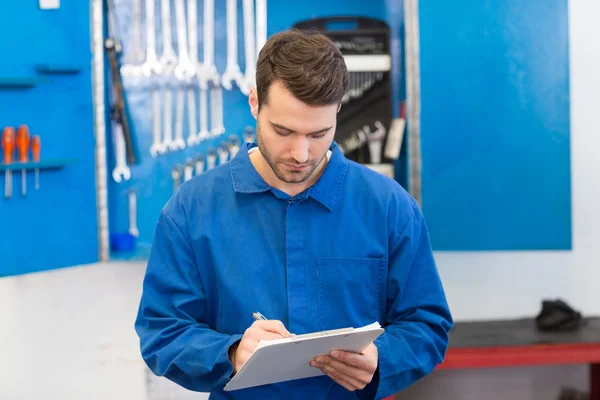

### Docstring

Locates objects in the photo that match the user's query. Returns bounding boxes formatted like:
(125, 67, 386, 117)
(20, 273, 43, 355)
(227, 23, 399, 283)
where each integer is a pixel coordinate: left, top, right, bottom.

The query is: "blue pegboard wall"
(0, 2, 99, 276)
(418, 0, 572, 251)
(107, 0, 394, 258)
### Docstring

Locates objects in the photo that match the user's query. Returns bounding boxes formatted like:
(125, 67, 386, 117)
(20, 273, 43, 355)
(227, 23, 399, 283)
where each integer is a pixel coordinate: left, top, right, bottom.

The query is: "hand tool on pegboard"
(31, 134, 41, 190)
(241, 0, 256, 96)
(16, 125, 30, 197)
(171, 164, 183, 193)
(105, 0, 141, 167)
(202, 0, 225, 138)
(128, 188, 139, 238)
(293, 16, 392, 165)
(1, 127, 15, 199)
(222, 0, 245, 91)
(186, 0, 200, 147)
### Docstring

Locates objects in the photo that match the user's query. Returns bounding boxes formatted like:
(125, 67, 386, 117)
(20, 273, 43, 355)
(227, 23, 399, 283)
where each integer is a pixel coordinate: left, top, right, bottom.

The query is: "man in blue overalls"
(135, 29, 453, 399)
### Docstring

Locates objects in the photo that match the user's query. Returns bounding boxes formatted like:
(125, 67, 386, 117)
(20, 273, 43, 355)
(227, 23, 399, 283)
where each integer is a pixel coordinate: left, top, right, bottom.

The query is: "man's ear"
(337, 103, 342, 113)
(249, 87, 259, 119)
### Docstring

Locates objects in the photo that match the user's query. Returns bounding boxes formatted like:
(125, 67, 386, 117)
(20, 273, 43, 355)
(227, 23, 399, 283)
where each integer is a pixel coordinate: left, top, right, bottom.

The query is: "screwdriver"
(16, 125, 30, 197)
(1, 127, 15, 199)
(31, 134, 41, 190)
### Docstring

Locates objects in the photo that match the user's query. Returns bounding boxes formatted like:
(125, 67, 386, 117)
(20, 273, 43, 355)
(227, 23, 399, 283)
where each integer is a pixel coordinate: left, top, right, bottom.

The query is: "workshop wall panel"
(418, 0, 572, 251)
(107, 0, 396, 259)
(0, 2, 98, 276)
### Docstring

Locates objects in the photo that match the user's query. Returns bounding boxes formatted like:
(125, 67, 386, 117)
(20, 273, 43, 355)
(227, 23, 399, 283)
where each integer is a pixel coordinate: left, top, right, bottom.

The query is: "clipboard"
(224, 322, 384, 391)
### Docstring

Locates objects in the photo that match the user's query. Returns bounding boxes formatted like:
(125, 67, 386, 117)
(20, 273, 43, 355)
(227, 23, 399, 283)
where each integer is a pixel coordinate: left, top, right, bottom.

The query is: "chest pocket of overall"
(316, 257, 386, 331)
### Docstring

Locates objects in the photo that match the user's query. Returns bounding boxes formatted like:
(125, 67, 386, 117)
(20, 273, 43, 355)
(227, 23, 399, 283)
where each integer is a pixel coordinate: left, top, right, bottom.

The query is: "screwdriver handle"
(31, 134, 41, 162)
(16, 125, 30, 163)
(1, 127, 15, 164)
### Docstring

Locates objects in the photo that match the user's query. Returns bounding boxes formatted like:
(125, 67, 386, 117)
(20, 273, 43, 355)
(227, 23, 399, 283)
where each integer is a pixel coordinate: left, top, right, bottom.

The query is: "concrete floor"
(0, 261, 208, 400)
(0, 261, 589, 400)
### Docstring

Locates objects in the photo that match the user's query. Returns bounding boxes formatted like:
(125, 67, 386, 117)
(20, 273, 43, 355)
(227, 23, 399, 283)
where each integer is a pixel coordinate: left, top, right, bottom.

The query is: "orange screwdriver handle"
(1, 127, 15, 164)
(16, 125, 30, 163)
(31, 134, 41, 162)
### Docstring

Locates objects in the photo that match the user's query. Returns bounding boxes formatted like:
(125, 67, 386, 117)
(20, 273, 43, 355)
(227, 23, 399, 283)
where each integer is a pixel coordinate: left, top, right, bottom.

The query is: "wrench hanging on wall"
(241, 0, 256, 95)
(120, 0, 144, 77)
(112, 123, 131, 182)
(222, 0, 245, 91)
(255, 0, 267, 59)
(186, 0, 200, 146)
(202, 0, 225, 137)
(128, 189, 139, 237)
(105, 0, 139, 166)
(173, 0, 196, 151)
(140, 0, 161, 77)
(158, 0, 179, 153)
(158, 0, 178, 74)
(149, 85, 164, 156)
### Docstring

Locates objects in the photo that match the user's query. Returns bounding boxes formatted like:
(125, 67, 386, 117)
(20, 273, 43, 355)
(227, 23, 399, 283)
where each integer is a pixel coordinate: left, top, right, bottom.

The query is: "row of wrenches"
(120, 0, 265, 93)
(112, 0, 266, 183)
(171, 128, 254, 191)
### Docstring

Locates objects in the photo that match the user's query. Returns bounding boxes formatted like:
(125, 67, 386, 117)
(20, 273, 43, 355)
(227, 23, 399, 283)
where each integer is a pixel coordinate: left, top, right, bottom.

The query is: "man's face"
(250, 81, 339, 184)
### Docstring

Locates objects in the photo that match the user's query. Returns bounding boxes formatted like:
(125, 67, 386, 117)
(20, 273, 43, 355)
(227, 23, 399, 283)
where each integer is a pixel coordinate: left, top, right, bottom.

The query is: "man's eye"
(276, 130, 291, 136)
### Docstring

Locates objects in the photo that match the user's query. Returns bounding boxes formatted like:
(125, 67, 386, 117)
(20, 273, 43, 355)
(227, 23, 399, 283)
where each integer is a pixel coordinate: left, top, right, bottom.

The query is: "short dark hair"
(255, 29, 349, 109)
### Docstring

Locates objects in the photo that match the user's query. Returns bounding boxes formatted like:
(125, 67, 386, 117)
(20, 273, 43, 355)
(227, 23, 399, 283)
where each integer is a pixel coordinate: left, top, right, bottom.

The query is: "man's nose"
(290, 137, 309, 163)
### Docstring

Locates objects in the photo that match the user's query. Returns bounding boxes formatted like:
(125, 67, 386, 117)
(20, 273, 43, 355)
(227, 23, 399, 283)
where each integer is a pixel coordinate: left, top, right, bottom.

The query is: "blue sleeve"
(134, 206, 243, 392)
(360, 201, 454, 399)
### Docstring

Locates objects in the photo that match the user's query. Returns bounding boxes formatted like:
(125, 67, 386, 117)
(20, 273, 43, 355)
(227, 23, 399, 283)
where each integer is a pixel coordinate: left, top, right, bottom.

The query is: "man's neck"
(249, 149, 328, 197)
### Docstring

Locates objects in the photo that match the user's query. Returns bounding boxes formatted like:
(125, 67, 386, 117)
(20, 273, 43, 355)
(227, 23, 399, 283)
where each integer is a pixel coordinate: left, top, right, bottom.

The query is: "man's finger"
(253, 331, 287, 341)
(330, 350, 377, 374)
(314, 356, 371, 386)
(254, 320, 292, 337)
(321, 364, 363, 391)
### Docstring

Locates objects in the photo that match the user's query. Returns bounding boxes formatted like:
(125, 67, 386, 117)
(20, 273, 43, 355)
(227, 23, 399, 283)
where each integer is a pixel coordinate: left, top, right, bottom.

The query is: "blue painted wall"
(0, 2, 98, 276)
(419, 0, 572, 251)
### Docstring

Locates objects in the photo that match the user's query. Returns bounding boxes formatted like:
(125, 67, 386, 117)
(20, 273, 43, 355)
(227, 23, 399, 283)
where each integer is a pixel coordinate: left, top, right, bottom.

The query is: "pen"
(253, 311, 267, 321)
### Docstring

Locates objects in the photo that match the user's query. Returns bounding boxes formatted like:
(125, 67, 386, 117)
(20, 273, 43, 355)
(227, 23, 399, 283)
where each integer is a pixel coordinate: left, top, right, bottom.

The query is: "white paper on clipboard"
(224, 322, 384, 391)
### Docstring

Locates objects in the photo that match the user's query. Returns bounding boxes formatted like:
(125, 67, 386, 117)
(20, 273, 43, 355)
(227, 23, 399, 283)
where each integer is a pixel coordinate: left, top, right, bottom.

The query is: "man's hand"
(229, 320, 293, 373)
(310, 343, 378, 391)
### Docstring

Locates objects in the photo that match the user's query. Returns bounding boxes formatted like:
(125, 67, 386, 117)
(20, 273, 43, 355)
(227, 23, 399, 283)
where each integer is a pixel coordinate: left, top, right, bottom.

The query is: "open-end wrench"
(184, 157, 194, 181)
(185, 0, 200, 146)
(150, 86, 165, 156)
(161, 87, 175, 151)
(243, 126, 255, 143)
(241, 0, 256, 95)
(255, 0, 267, 59)
(227, 134, 241, 158)
(173, 88, 186, 150)
(141, 0, 162, 77)
(364, 121, 386, 164)
(189, 0, 211, 142)
(128, 189, 139, 237)
(201, 0, 220, 87)
(217, 143, 230, 165)
(221, 0, 245, 90)
(158, 0, 178, 74)
(198, 88, 211, 141)
(186, 88, 199, 146)
(194, 155, 205, 175)
(201, 0, 225, 137)
(173, 0, 196, 81)
(112, 123, 132, 183)
(211, 86, 225, 137)
(172, 164, 183, 192)
(206, 147, 217, 170)
(120, 0, 145, 77)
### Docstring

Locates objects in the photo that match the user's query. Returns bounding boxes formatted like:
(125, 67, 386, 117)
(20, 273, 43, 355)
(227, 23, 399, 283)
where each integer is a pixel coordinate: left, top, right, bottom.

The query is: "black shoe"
(535, 299, 584, 332)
